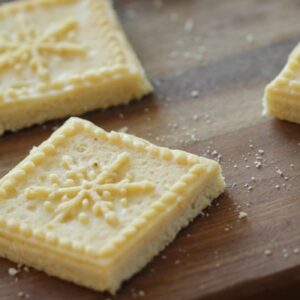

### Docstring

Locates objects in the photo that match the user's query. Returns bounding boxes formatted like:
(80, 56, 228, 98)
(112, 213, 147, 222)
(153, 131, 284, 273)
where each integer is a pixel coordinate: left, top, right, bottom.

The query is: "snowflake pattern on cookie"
(25, 152, 155, 226)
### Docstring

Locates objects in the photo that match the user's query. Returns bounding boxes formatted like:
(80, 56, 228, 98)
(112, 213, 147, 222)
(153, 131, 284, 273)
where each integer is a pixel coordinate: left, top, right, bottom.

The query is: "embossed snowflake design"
(0, 14, 85, 81)
(25, 153, 155, 226)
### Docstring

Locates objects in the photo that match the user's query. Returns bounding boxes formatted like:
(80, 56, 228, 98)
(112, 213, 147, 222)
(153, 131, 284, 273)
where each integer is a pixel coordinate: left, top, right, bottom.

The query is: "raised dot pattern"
(24, 152, 155, 226)
(0, 13, 86, 101)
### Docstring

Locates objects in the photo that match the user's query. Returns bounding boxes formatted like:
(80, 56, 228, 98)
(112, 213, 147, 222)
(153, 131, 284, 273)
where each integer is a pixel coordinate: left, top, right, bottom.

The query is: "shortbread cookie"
(0, 117, 225, 293)
(263, 43, 300, 124)
(0, 0, 152, 135)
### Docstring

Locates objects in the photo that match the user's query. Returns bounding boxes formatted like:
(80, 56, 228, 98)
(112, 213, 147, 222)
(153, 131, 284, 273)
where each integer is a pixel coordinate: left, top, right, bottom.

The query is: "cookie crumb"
(264, 249, 272, 256)
(276, 169, 283, 177)
(184, 19, 194, 32)
(17, 292, 26, 298)
(191, 90, 199, 98)
(238, 211, 248, 219)
(258, 149, 264, 154)
(245, 34, 254, 43)
(118, 126, 128, 133)
(8, 267, 19, 276)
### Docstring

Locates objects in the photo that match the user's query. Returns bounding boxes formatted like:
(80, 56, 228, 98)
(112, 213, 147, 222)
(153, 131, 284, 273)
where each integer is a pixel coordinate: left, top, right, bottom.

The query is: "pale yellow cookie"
(0, 117, 225, 293)
(263, 43, 300, 124)
(0, 0, 152, 135)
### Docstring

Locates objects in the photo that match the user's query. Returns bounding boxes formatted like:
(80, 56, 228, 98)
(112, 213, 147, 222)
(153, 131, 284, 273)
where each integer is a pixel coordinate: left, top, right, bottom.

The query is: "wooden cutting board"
(0, 0, 299, 299)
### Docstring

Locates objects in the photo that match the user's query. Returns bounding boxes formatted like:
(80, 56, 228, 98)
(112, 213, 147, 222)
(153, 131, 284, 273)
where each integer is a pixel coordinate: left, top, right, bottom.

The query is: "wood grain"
(0, 0, 299, 299)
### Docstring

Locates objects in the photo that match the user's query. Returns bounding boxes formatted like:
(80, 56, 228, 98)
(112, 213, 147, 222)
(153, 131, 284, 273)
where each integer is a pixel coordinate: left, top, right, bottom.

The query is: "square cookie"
(263, 42, 300, 124)
(0, 117, 225, 293)
(0, 0, 152, 135)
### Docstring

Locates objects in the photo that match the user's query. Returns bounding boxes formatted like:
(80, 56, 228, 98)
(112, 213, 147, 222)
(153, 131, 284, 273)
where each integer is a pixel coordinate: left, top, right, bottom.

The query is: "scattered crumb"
(184, 19, 194, 32)
(258, 149, 264, 154)
(174, 260, 181, 265)
(138, 290, 145, 297)
(192, 114, 199, 121)
(276, 169, 283, 177)
(294, 248, 299, 254)
(275, 184, 280, 190)
(264, 249, 272, 256)
(17, 292, 29, 298)
(8, 267, 19, 276)
(245, 34, 254, 43)
(254, 160, 262, 168)
(282, 248, 289, 259)
(211, 150, 222, 162)
(118, 126, 128, 133)
(23, 266, 30, 272)
(191, 90, 199, 98)
(238, 211, 248, 219)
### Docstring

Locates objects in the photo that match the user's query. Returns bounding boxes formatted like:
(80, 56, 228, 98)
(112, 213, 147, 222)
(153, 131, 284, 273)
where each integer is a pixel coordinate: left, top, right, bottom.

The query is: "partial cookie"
(0, 117, 225, 293)
(0, 0, 152, 135)
(263, 43, 300, 124)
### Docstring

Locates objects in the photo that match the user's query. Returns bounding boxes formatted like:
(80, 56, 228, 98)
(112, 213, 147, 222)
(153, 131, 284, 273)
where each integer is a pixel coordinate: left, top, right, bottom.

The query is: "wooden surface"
(0, 0, 300, 299)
